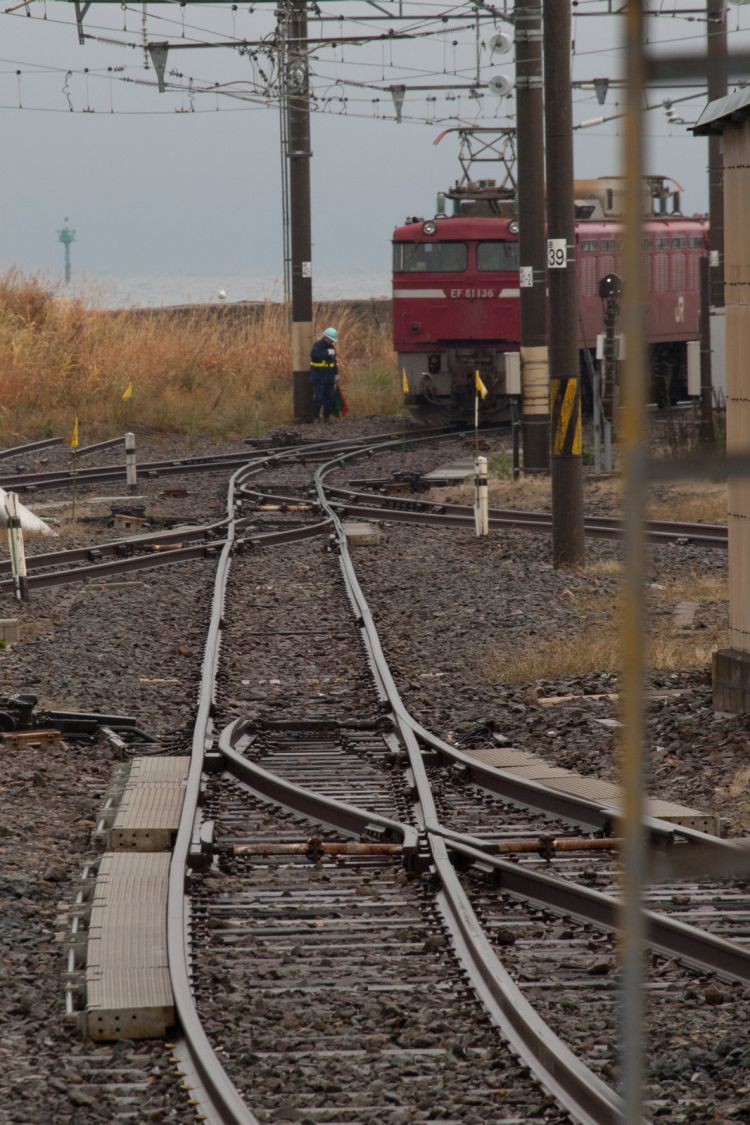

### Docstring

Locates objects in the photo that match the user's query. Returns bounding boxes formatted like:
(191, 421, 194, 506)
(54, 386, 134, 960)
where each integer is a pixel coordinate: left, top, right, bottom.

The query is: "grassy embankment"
(0, 270, 401, 442)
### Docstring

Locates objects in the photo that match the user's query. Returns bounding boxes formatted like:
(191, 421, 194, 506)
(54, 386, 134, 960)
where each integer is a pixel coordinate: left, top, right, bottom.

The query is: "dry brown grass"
(484, 618, 728, 684)
(483, 572, 728, 685)
(648, 484, 727, 525)
(0, 271, 401, 439)
(650, 572, 727, 606)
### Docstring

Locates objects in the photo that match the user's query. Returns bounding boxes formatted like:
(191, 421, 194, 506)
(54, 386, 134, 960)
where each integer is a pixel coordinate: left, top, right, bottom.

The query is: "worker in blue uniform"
(309, 326, 339, 422)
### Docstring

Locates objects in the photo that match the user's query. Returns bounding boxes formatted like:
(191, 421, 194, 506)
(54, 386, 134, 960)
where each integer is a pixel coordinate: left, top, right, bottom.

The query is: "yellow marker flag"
(121, 382, 133, 402)
(401, 368, 409, 395)
(474, 370, 488, 400)
(70, 416, 79, 450)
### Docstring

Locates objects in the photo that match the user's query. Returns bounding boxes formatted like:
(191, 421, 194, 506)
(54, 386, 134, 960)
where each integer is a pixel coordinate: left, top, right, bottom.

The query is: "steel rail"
(0, 437, 63, 460)
(160, 426, 729, 1124)
(218, 719, 418, 853)
(217, 718, 623, 1125)
(240, 439, 727, 548)
(165, 461, 260, 1125)
(0, 521, 331, 594)
(0, 425, 469, 493)
(443, 835, 750, 987)
(312, 456, 627, 1125)
(326, 487, 728, 548)
(0, 521, 225, 576)
(306, 448, 737, 851)
(161, 429, 479, 1124)
(406, 703, 750, 862)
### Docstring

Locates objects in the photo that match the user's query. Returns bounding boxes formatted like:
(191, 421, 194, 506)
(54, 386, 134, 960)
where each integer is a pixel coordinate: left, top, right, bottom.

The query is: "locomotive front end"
(392, 205, 520, 421)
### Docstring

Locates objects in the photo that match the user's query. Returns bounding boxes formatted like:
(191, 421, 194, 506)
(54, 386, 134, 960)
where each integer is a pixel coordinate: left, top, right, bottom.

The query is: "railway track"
(0, 428, 728, 598)
(149, 432, 749, 1125)
(3, 428, 742, 1121)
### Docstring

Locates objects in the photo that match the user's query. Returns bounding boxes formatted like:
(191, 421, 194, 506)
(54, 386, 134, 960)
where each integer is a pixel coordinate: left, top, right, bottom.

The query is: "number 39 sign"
(547, 238, 568, 269)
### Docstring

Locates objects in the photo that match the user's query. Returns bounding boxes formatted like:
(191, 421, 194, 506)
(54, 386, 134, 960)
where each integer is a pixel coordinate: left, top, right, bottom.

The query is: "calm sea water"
(66, 270, 390, 309)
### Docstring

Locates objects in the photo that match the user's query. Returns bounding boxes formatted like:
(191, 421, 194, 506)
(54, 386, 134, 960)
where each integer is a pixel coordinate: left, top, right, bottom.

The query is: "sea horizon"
(54, 269, 391, 310)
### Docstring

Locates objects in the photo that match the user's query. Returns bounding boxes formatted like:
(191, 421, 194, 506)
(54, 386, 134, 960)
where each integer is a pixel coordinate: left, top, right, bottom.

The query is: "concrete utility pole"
(288, 0, 315, 423)
(515, 0, 550, 472)
(57, 219, 76, 284)
(543, 0, 584, 567)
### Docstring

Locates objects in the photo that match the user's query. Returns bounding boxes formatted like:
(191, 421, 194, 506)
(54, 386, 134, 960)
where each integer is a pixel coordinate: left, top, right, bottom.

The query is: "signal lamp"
(507, 219, 520, 235)
(422, 220, 437, 235)
(598, 273, 622, 300)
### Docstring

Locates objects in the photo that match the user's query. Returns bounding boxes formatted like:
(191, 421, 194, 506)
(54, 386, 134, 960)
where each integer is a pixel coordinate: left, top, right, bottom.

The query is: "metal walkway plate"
(465, 746, 720, 834)
(421, 458, 475, 483)
(111, 756, 189, 851)
(86, 852, 174, 1041)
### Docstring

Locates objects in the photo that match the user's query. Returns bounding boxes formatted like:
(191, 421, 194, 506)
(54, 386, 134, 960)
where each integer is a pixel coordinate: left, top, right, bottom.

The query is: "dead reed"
(0, 271, 400, 440)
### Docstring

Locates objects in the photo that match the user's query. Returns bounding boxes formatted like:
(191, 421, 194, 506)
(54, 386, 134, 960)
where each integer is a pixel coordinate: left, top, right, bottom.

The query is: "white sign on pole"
(547, 239, 567, 269)
(519, 266, 534, 288)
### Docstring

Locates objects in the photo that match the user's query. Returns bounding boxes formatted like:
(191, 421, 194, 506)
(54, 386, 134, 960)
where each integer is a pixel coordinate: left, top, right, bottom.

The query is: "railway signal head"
(598, 273, 622, 302)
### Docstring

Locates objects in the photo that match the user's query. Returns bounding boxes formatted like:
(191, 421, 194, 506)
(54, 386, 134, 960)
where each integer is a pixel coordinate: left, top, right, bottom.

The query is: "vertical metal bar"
(288, 0, 315, 423)
(277, 6, 293, 308)
(515, 0, 550, 471)
(594, 355, 602, 473)
(699, 254, 715, 446)
(543, 0, 585, 568)
(620, 3, 648, 1121)
(707, 0, 726, 311)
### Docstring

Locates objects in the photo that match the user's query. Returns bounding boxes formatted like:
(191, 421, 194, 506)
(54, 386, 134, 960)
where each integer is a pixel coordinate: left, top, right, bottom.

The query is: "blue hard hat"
(323, 326, 338, 342)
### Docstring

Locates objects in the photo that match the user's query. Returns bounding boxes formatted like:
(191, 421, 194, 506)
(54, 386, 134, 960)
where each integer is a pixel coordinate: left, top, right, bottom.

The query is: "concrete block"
(713, 647, 750, 715)
(672, 601, 699, 631)
(113, 514, 146, 531)
(343, 521, 385, 547)
(0, 618, 19, 645)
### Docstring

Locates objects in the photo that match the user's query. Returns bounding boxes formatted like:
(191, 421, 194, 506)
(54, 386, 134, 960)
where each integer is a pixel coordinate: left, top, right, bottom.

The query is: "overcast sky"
(2, 2, 749, 302)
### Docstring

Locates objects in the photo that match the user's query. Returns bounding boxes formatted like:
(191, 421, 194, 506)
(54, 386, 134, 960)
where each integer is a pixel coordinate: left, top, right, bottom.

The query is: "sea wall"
(110, 297, 392, 331)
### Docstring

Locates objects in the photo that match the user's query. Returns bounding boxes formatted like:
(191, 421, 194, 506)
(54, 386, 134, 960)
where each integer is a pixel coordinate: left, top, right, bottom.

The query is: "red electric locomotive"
(392, 175, 708, 419)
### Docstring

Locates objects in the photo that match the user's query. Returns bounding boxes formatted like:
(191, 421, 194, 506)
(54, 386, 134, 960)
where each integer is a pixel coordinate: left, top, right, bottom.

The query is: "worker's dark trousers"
(310, 371, 336, 420)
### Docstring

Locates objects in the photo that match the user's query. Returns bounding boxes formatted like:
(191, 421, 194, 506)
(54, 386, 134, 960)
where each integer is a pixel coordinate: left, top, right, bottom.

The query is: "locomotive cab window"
(689, 236, 704, 249)
(393, 241, 468, 272)
(476, 241, 520, 271)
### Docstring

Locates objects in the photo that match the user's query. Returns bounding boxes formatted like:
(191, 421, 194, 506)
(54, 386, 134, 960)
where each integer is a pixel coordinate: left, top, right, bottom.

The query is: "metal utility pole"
(707, 0, 726, 310)
(515, 0, 550, 472)
(543, 0, 584, 567)
(287, 0, 315, 423)
(57, 219, 76, 284)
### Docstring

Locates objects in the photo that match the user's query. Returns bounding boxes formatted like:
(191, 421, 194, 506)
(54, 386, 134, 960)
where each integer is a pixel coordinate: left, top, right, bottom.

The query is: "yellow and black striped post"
(544, 0, 585, 569)
(550, 376, 582, 460)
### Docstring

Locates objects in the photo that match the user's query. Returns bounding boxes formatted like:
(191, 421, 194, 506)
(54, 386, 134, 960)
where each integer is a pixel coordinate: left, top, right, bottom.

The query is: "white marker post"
(5, 492, 29, 601)
(125, 432, 137, 491)
(474, 456, 489, 537)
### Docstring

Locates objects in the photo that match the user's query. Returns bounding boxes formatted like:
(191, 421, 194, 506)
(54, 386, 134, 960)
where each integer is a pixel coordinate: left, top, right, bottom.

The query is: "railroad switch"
(0, 692, 153, 744)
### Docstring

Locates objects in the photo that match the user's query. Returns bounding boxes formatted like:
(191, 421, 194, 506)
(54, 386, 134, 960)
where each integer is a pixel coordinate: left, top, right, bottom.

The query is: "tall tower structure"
(57, 219, 76, 284)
